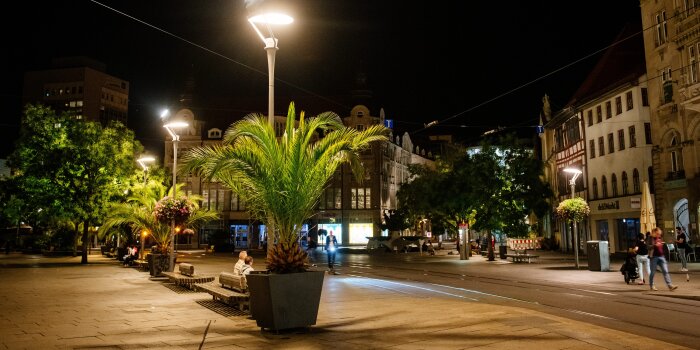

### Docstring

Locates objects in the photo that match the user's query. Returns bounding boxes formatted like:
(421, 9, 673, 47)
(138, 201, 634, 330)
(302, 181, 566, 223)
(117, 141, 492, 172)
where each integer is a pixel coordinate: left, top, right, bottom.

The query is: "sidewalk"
(0, 252, 693, 349)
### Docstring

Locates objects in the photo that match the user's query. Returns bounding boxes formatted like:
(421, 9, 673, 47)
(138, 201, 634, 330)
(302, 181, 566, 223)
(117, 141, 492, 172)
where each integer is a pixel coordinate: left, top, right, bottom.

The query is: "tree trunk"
(81, 220, 89, 264)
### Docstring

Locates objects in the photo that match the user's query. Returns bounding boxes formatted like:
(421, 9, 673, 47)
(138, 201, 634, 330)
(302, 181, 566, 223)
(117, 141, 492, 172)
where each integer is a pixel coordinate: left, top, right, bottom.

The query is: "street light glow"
(137, 156, 155, 171)
(563, 167, 582, 182)
(160, 109, 170, 119)
(248, 13, 293, 25)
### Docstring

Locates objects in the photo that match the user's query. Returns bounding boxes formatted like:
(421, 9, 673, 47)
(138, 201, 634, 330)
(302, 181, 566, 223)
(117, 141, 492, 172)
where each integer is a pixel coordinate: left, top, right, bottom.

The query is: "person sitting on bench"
(123, 245, 138, 266)
(240, 256, 254, 276)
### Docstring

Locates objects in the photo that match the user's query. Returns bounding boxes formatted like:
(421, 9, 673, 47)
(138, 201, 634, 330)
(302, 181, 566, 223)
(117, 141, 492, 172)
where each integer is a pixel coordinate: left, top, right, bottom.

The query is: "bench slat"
(195, 282, 250, 311)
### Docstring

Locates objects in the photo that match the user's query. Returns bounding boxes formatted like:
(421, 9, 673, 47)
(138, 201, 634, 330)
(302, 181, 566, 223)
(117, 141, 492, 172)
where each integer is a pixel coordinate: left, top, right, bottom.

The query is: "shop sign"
(630, 197, 640, 209)
(597, 200, 619, 210)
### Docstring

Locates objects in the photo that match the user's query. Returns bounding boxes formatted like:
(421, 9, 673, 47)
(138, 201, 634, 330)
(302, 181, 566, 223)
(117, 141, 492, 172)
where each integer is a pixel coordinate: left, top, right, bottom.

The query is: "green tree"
(379, 208, 412, 235)
(183, 102, 388, 273)
(7, 104, 141, 263)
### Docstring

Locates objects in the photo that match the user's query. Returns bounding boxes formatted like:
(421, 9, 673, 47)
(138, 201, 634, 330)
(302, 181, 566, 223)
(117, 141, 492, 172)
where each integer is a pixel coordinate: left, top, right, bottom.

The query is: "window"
(596, 105, 603, 123)
(633, 169, 640, 193)
(644, 123, 652, 144)
(662, 67, 673, 103)
(606, 101, 612, 119)
(641, 88, 649, 106)
(690, 45, 698, 84)
(351, 187, 371, 209)
(608, 133, 615, 153)
(202, 190, 209, 210)
(357, 111, 364, 117)
(622, 171, 629, 195)
(611, 174, 618, 197)
(618, 129, 625, 150)
(601, 176, 608, 198)
(626, 91, 633, 111)
(615, 96, 623, 115)
(587, 110, 593, 126)
(599, 137, 605, 157)
(357, 124, 365, 131)
(629, 126, 637, 147)
(592, 178, 598, 200)
(589, 139, 596, 159)
(655, 11, 668, 46)
(671, 150, 680, 172)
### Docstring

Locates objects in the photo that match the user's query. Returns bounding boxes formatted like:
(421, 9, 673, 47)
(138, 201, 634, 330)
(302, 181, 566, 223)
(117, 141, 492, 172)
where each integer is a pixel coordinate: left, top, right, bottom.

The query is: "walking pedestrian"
(649, 227, 678, 291)
(634, 232, 650, 285)
(325, 230, 338, 272)
(675, 226, 689, 272)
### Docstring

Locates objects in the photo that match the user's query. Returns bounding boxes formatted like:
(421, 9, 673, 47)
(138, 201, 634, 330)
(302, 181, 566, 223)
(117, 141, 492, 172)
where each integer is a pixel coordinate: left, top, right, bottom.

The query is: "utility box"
(586, 240, 610, 271)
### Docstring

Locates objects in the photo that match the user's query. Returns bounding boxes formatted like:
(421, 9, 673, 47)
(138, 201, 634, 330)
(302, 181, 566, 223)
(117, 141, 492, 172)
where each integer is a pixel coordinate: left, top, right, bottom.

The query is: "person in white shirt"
(240, 256, 254, 275)
(234, 250, 247, 275)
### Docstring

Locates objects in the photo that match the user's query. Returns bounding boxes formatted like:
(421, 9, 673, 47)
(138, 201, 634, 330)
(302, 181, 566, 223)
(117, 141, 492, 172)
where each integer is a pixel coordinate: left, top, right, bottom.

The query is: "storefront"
(589, 195, 644, 253)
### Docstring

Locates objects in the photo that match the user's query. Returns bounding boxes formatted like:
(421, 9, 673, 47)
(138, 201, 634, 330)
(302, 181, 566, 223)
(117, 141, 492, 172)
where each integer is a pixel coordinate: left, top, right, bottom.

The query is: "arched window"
(601, 175, 608, 198)
(669, 135, 684, 174)
(621, 171, 629, 195)
(611, 173, 618, 197)
(633, 169, 640, 193)
(592, 178, 598, 200)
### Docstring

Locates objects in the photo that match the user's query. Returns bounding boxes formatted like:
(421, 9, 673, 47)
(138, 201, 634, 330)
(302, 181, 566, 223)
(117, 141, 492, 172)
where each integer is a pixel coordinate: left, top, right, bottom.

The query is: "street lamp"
(246, 1, 294, 128)
(564, 166, 583, 269)
(140, 230, 148, 261)
(163, 109, 188, 272)
(137, 155, 155, 185)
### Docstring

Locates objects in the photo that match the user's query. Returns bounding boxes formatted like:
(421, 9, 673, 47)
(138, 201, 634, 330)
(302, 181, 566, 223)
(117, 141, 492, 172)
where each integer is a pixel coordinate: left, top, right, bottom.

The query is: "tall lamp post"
(137, 155, 155, 185)
(136, 155, 154, 260)
(246, 1, 293, 255)
(246, 2, 294, 127)
(163, 109, 189, 272)
(564, 167, 583, 269)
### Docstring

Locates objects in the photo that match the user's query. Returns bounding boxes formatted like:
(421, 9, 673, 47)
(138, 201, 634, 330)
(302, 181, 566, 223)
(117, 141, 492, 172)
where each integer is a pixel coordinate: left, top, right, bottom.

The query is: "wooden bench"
(195, 272, 250, 311)
(505, 253, 539, 263)
(161, 263, 215, 290)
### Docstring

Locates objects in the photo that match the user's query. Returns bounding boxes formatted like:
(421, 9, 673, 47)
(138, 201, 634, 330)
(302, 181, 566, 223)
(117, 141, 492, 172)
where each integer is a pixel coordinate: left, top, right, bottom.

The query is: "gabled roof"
(566, 21, 646, 108)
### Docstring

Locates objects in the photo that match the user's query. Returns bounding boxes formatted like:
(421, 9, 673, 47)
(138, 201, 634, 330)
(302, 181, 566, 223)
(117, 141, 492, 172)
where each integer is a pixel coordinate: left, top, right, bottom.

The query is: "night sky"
(1, 0, 642, 158)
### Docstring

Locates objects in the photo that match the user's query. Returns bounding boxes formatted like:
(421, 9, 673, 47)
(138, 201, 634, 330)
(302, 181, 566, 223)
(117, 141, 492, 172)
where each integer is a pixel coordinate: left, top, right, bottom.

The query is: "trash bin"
(586, 240, 610, 271)
(499, 245, 508, 259)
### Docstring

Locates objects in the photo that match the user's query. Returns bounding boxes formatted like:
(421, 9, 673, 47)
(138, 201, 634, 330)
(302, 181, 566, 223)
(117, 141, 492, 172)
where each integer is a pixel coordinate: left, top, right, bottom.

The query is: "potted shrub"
(99, 182, 218, 276)
(183, 102, 388, 331)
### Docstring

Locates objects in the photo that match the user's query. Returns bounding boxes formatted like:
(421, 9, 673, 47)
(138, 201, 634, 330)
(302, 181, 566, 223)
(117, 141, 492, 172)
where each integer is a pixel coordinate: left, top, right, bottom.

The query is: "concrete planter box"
(148, 253, 173, 277)
(247, 270, 325, 331)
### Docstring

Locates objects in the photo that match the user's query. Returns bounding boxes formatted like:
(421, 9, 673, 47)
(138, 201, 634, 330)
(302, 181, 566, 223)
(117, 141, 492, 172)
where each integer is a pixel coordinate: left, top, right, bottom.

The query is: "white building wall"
(583, 79, 653, 252)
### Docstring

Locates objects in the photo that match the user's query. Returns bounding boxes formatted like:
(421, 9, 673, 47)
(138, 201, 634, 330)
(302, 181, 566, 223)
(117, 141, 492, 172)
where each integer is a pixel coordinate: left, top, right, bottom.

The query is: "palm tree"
(182, 102, 388, 273)
(98, 181, 219, 254)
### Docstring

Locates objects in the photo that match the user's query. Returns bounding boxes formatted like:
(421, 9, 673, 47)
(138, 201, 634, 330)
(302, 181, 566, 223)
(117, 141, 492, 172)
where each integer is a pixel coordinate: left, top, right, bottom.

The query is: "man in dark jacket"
(325, 231, 338, 271)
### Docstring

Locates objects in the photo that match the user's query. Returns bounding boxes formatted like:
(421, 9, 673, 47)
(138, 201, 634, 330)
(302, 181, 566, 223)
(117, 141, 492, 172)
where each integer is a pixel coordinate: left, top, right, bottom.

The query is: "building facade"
(583, 78, 653, 252)
(164, 105, 434, 249)
(640, 0, 700, 242)
(540, 101, 588, 253)
(541, 21, 653, 254)
(23, 57, 129, 125)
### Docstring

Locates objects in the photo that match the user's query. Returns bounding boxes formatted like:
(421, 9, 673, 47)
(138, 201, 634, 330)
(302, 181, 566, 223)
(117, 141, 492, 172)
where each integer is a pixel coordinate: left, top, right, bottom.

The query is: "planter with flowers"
(555, 197, 590, 223)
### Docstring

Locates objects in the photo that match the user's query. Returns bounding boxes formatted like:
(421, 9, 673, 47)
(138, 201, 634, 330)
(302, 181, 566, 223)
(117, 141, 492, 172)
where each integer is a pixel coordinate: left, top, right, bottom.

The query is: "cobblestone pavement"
(0, 251, 693, 350)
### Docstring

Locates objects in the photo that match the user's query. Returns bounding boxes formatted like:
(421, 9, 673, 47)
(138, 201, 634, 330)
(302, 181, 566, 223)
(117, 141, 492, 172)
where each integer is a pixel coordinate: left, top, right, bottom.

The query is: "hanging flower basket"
(556, 197, 590, 223)
(153, 196, 195, 225)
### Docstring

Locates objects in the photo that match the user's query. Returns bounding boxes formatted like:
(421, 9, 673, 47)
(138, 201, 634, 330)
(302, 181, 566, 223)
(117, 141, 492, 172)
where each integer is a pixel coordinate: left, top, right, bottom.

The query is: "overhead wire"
(90, 1, 695, 140)
(410, 4, 700, 135)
